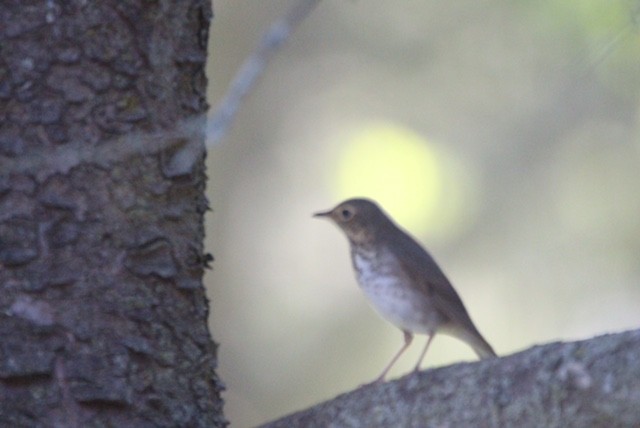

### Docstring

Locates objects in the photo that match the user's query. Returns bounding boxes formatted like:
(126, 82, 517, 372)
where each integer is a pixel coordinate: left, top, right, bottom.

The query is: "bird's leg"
(413, 333, 435, 373)
(372, 330, 413, 384)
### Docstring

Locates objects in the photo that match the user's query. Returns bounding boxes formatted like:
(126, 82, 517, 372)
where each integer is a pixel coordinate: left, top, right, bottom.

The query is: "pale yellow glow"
(334, 122, 477, 240)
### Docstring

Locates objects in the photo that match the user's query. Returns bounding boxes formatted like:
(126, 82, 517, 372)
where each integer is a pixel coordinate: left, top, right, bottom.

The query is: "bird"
(314, 198, 496, 383)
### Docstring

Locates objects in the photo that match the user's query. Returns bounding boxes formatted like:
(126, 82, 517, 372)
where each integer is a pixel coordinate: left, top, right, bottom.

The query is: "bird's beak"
(313, 209, 332, 218)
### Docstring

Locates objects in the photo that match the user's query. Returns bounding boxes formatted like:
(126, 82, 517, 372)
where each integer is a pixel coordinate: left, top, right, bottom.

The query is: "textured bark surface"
(262, 330, 640, 428)
(0, 1, 225, 426)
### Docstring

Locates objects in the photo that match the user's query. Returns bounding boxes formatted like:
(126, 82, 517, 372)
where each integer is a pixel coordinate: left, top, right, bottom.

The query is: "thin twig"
(0, 1, 322, 175)
(207, 0, 322, 145)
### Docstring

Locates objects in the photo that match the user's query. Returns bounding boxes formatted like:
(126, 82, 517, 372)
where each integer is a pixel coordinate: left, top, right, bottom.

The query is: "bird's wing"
(383, 226, 497, 358)
(389, 228, 481, 333)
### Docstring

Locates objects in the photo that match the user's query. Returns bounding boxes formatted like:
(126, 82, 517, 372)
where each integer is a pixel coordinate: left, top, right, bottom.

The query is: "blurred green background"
(206, 1, 640, 426)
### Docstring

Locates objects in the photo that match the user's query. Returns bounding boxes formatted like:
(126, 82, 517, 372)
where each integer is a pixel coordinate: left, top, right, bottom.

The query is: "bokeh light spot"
(333, 122, 476, 240)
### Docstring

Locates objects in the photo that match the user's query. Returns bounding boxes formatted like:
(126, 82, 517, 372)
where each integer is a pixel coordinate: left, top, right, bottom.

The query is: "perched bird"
(314, 198, 496, 383)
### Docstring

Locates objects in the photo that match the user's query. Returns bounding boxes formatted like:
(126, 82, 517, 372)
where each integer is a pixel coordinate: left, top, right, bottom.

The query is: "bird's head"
(314, 198, 389, 245)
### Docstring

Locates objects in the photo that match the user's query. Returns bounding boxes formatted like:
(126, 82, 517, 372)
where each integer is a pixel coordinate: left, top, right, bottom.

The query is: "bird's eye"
(340, 208, 353, 220)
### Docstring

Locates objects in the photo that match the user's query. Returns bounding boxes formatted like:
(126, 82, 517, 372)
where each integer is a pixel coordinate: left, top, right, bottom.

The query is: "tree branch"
(207, 0, 322, 145)
(261, 329, 640, 427)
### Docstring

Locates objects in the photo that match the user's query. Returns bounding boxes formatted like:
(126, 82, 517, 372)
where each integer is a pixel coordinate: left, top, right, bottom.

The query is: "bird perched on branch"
(314, 198, 497, 383)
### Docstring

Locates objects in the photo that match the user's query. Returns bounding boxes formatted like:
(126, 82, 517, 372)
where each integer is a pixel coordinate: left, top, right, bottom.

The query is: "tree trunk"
(0, 1, 225, 426)
(261, 329, 640, 428)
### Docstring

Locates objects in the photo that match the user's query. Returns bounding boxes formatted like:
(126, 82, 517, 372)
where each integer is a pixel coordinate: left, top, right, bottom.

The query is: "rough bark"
(0, 1, 225, 426)
(262, 329, 640, 428)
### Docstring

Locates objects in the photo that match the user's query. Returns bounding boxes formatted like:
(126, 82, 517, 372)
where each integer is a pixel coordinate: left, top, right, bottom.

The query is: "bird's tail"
(471, 335, 497, 359)
(448, 326, 497, 359)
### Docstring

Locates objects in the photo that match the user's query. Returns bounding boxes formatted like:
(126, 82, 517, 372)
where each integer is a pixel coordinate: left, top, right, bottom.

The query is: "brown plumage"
(315, 198, 496, 383)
